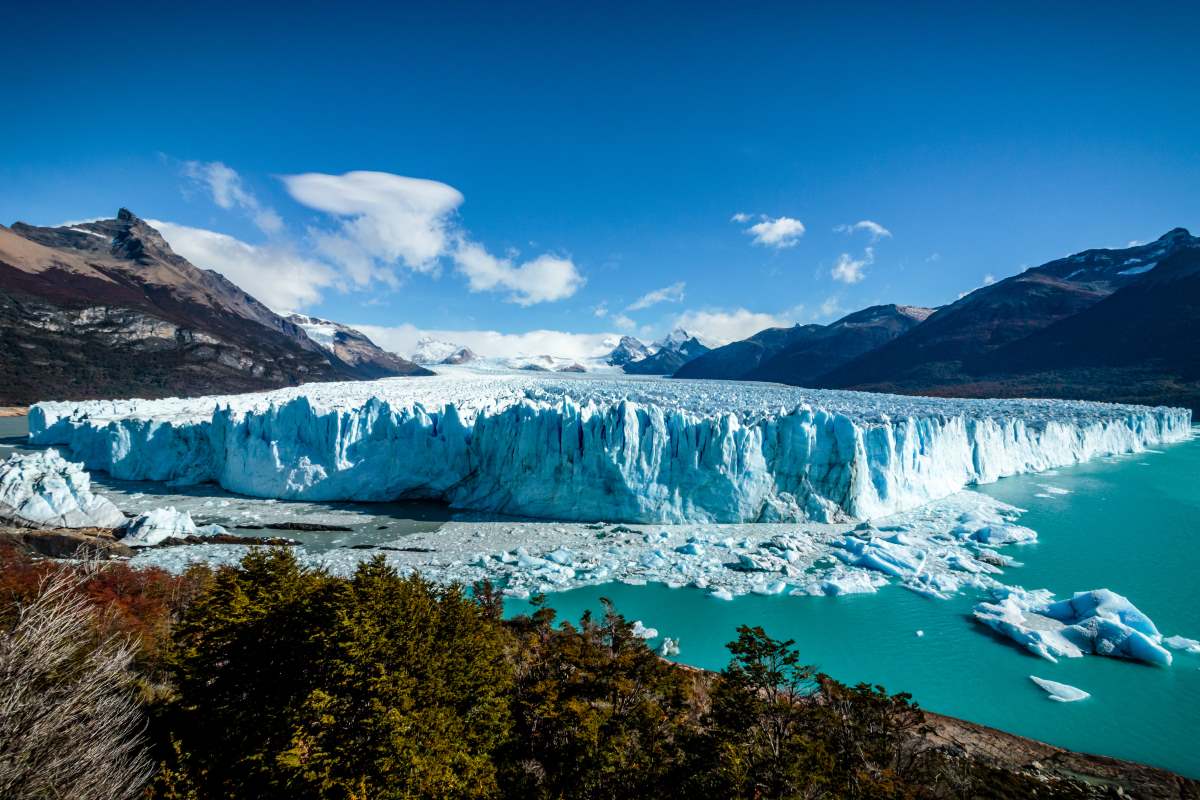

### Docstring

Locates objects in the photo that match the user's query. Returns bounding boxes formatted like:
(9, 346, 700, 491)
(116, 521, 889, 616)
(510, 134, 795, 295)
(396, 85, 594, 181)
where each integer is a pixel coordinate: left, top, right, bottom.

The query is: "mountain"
(0, 209, 427, 405)
(287, 314, 431, 379)
(673, 325, 821, 380)
(606, 335, 654, 367)
(440, 346, 477, 365)
(410, 336, 474, 365)
(673, 305, 932, 383)
(819, 229, 1200, 403)
(623, 329, 711, 375)
(950, 236, 1200, 409)
(744, 305, 933, 384)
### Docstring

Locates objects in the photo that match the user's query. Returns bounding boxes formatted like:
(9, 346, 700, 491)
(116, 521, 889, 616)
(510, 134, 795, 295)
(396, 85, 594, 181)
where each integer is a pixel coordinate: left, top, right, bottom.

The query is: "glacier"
(28, 370, 1191, 525)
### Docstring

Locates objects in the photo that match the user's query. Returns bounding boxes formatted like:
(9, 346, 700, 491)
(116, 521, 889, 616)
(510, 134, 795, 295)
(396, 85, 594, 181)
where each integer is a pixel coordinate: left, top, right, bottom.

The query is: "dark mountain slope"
(819, 229, 1198, 392)
(746, 305, 932, 385)
(672, 324, 824, 380)
(969, 241, 1200, 409)
(0, 210, 427, 404)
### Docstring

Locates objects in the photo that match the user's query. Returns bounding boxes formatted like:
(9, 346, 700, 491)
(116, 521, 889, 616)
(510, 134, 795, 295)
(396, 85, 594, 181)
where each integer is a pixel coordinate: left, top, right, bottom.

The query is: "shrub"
(0, 570, 152, 800)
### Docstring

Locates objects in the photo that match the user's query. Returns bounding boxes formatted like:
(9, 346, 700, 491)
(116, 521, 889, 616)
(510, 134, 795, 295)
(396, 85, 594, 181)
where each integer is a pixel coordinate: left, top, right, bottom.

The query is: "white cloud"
(627, 281, 686, 311)
(830, 247, 875, 284)
(183, 160, 283, 234)
(283, 170, 463, 283)
(983, 273, 996, 286)
(149, 220, 336, 312)
(592, 302, 609, 318)
(670, 306, 803, 345)
(611, 314, 637, 331)
(730, 212, 752, 223)
(354, 323, 620, 361)
(452, 239, 584, 305)
(818, 296, 844, 319)
(834, 219, 892, 242)
(742, 215, 806, 249)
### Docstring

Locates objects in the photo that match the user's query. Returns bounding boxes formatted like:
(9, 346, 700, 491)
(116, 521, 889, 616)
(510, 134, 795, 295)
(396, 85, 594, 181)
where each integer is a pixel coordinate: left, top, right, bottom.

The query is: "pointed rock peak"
(116, 207, 139, 223)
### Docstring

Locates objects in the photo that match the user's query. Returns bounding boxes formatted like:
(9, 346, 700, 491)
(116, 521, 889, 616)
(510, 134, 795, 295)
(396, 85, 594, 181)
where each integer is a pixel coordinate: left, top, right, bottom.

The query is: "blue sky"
(2, 2, 1198, 358)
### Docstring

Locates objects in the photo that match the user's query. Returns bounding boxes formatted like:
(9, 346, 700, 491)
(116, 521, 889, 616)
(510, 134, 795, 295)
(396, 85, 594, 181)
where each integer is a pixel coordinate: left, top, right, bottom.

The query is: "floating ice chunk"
(0, 449, 126, 529)
(975, 587, 1173, 666)
(916, 630, 925, 638)
(1164, 636, 1200, 654)
(837, 536, 923, 578)
(1030, 676, 1090, 702)
(735, 552, 785, 572)
(968, 523, 1037, 545)
(709, 587, 734, 601)
(546, 547, 574, 565)
(752, 580, 788, 596)
(675, 542, 705, 556)
(659, 637, 680, 657)
(630, 620, 658, 639)
(800, 569, 882, 596)
(121, 507, 198, 547)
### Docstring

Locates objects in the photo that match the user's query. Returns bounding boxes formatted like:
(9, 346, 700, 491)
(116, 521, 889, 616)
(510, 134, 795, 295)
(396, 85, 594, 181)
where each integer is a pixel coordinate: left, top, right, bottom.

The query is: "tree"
(159, 550, 513, 799)
(691, 625, 833, 799)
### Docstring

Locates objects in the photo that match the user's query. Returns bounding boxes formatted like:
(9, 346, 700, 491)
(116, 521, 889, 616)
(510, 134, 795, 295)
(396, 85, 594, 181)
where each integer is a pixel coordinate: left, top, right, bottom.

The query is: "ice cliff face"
(27, 373, 1192, 524)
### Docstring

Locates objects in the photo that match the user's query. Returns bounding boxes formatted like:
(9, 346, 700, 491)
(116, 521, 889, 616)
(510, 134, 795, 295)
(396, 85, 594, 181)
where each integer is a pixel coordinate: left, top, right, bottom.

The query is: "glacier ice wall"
(27, 374, 1192, 524)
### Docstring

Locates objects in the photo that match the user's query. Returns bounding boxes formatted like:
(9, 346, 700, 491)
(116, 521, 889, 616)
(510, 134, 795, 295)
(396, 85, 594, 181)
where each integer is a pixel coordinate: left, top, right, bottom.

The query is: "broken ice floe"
(974, 588, 1180, 666)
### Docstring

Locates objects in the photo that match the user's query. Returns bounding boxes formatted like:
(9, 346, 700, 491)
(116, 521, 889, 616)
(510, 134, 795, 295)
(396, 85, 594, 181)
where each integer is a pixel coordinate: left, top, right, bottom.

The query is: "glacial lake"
(3, 416, 1198, 776)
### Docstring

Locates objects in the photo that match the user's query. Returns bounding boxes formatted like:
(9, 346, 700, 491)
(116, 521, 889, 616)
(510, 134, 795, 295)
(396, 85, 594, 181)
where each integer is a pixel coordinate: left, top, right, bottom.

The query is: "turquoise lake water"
(509, 436, 1200, 777)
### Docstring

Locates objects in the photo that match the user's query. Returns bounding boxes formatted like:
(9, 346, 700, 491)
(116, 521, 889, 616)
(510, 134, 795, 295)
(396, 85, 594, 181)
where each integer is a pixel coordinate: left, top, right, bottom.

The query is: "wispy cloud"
(627, 281, 686, 311)
(733, 213, 806, 249)
(830, 247, 875, 284)
(834, 219, 892, 242)
(183, 160, 283, 234)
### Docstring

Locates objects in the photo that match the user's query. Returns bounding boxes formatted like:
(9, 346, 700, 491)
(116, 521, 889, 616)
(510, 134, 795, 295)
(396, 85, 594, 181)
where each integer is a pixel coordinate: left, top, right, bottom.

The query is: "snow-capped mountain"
(410, 336, 466, 365)
(623, 329, 711, 375)
(287, 314, 429, 379)
(606, 335, 654, 366)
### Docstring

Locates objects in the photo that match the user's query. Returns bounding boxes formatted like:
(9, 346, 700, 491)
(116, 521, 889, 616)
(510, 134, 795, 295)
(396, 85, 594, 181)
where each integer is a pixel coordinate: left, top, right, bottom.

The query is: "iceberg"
(1029, 676, 1090, 702)
(27, 372, 1190, 525)
(0, 449, 126, 529)
(975, 588, 1174, 666)
(120, 507, 199, 547)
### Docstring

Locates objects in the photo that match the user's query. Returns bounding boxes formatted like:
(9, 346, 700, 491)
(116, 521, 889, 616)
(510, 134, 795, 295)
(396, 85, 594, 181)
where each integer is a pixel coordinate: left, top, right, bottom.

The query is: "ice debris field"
(17, 371, 1198, 672)
(28, 371, 1191, 524)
